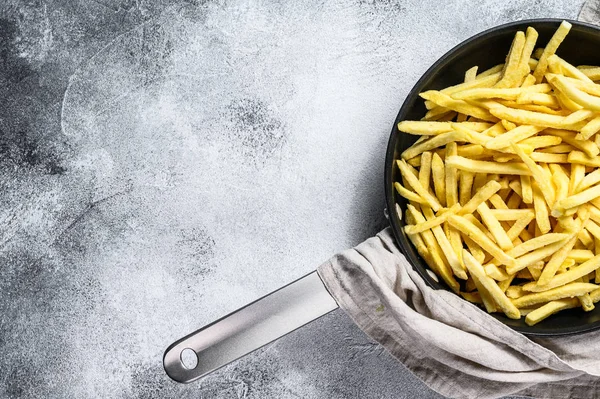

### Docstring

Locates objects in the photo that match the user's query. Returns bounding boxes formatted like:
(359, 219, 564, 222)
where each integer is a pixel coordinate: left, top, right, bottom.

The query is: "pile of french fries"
(396, 21, 600, 326)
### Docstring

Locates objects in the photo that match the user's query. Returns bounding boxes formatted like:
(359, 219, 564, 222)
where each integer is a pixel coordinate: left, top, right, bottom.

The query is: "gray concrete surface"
(0, 0, 586, 397)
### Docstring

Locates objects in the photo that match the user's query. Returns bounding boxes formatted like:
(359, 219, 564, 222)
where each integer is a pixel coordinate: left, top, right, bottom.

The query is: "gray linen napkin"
(317, 5, 600, 398)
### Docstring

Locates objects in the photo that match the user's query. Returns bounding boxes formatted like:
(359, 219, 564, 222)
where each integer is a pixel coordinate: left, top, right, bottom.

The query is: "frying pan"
(164, 19, 600, 384)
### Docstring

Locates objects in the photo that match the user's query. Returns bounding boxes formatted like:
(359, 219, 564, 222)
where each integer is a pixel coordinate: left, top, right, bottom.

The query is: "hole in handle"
(180, 348, 198, 370)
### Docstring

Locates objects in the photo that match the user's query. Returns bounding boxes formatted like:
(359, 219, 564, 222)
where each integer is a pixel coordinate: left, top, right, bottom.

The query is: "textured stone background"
(0, 1, 588, 398)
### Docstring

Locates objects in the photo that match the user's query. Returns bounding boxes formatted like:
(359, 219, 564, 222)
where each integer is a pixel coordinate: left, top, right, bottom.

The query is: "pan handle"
(163, 271, 339, 383)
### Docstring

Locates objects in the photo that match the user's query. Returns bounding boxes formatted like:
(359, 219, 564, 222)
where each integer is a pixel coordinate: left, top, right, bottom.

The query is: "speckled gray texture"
(0, 1, 587, 398)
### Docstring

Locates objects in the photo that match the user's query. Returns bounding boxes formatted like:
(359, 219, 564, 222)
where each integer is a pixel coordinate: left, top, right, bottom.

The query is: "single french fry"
(556, 182, 600, 211)
(394, 182, 427, 204)
(463, 250, 520, 319)
(420, 91, 497, 121)
(520, 175, 533, 204)
(459, 171, 475, 206)
(471, 271, 498, 313)
(580, 116, 600, 140)
(401, 131, 461, 160)
(549, 74, 600, 112)
(490, 105, 585, 131)
(507, 239, 567, 275)
(419, 152, 432, 191)
(533, 182, 551, 234)
(538, 144, 576, 154)
(513, 282, 598, 308)
(520, 135, 562, 149)
(507, 233, 569, 258)
(524, 255, 600, 292)
(477, 202, 513, 250)
(511, 143, 555, 207)
(445, 142, 459, 207)
(578, 66, 600, 80)
(458, 180, 502, 215)
(397, 121, 492, 136)
(563, 109, 595, 125)
(533, 20, 572, 83)
(431, 153, 447, 207)
(485, 125, 545, 150)
(404, 203, 461, 234)
(446, 156, 531, 175)
(506, 285, 525, 299)
(568, 249, 595, 262)
(537, 234, 578, 286)
(453, 84, 551, 101)
(507, 215, 535, 241)
(525, 298, 580, 325)
(460, 291, 483, 304)
(488, 209, 536, 221)
(568, 151, 600, 168)
(398, 160, 442, 211)
(548, 55, 594, 83)
(495, 31, 526, 89)
(448, 215, 515, 266)
(463, 234, 486, 264)
(516, 92, 560, 108)
(485, 263, 510, 281)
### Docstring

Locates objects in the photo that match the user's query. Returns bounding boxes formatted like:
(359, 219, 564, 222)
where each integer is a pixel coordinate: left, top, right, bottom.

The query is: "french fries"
(396, 21, 600, 324)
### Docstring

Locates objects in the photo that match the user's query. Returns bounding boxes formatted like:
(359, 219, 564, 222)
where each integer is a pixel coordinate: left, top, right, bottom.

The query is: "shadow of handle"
(163, 271, 339, 383)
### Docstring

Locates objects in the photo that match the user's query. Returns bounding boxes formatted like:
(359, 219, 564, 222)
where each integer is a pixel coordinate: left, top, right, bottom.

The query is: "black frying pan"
(164, 18, 600, 384)
(387, 18, 600, 335)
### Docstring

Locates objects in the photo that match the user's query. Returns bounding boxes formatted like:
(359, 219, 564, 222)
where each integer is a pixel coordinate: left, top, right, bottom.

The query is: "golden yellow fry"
(471, 273, 498, 313)
(539, 144, 576, 154)
(458, 180, 502, 215)
(533, 182, 551, 234)
(420, 91, 497, 121)
(484, 263, 510, 281)
(506, 191, 522, 209)
(490, 105, 585, 131)
(445, 142, 459, 207)
(397, 121, 492, 136)
(401, 131, 461, 160)
(520, 135, 562, 149)
(394, 182, 427, 204)
(460, 291, 483, 304)
(531, 153, 568, 163)
(556, 182, 600, 211)
(495, 31, 526, 89)
(548, 55, 594, 83)
(462, 250, 520, 318)
(430, 153, 446, 207)
(525, 298, 579, 326)
(585, 219, 600, 242)
(563, 109, 595, 125)
(424, 107, 454, 121)
(514, 282, 598, 308)
(569, 151, 600, 169)
(525, 255, 600, 292)
(519, 175, 533, 204)
(497, 100, 569, 115)
(485, 125, 545, 150)
(506, 285, 525, 299)
(537, 234, 578, 286)
(548, 74, 600, 112)
(419, 152, 432, 191)
(498, 274, 516, 293)
(507, 233, 569, 258)
(442, 72, 502, 96)
(488, 193, 508, 209)
(398, 160, 442, 211)
(446, 155, 531, 175)
(579, 66, 600, 80)
(422, 206, 467, 280)
(517, 27, 539, 80)
(404, 203, 461, 234)
(453, 84, 551, 101)
(511, 143, 555, 207)
(568, 249, 595, 262)
(507, 239, 567, 275)
(477, 202, 513, 250)
(501, 120, 517, 131)
(580, 116, 600, 140)
(507, 215, 535, 241)
(448, 215, 515, 266)
(459, 171, 475, 206)
(556, 90, 584, 112)
(516, 92, 560, 108)
(462, 234, 486, 264)
(533, 20, 572, 83)
(522, 74, 537, 87)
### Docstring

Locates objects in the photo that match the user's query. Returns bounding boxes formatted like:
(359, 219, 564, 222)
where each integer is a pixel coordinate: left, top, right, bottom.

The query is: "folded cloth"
(318, 228, 600, 399)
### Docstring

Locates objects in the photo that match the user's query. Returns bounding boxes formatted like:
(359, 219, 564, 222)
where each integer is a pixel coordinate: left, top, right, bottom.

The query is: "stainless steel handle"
(163, 271, 339, 383)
